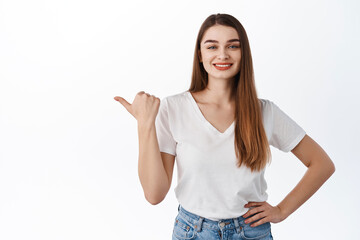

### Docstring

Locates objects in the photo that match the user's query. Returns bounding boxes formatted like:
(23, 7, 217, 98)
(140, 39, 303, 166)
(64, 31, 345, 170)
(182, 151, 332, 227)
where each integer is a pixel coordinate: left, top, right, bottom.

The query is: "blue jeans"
(172, 205, 273, 240)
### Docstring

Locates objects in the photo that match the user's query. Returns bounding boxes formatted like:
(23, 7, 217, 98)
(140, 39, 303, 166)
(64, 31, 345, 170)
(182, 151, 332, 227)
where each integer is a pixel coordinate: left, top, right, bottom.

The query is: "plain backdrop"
(1, 0, 359, 239)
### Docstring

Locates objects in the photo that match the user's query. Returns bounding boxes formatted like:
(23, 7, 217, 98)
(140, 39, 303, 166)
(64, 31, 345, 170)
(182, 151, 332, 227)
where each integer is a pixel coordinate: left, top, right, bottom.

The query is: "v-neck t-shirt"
(154, 90, 306, 221)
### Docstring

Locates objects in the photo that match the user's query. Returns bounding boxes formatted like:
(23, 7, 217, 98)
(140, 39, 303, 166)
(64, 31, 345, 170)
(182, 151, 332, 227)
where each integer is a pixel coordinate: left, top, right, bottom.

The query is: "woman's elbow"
(329, 158, 336, 175)
(323, 157, 336, 178)
(145, 193, 165, 205)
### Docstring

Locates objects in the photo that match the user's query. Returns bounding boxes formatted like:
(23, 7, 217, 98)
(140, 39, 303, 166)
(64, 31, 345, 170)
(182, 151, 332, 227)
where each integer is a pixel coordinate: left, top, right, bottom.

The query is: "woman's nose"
(217, 47, 229, 59)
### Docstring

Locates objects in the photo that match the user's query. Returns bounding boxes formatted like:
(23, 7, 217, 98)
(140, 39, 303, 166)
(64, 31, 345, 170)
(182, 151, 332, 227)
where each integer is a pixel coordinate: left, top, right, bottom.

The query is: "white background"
(1, 0, 359, 239)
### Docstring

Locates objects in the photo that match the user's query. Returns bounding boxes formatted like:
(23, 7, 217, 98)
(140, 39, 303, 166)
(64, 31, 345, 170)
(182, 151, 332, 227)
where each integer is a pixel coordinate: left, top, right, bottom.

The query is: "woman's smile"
(213, 63, 233, 70)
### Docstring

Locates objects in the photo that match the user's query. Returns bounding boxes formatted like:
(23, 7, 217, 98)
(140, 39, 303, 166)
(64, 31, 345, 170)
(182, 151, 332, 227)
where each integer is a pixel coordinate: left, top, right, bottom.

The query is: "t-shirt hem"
(159, 148, 176, 157)
(282, 130, 306, 152)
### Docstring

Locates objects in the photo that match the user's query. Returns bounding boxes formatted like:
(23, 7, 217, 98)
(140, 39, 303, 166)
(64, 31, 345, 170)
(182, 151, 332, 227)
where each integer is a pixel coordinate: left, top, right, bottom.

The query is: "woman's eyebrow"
(203, 39, 240, 44)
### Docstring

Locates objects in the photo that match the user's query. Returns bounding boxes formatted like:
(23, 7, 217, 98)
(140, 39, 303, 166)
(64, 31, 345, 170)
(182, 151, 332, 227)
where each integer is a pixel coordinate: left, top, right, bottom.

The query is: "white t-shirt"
(155, 90, 306, 221)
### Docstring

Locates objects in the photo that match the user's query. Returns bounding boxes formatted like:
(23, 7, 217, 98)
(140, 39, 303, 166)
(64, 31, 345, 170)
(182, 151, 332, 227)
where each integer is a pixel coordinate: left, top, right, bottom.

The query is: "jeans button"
(219, 222, 225, 227)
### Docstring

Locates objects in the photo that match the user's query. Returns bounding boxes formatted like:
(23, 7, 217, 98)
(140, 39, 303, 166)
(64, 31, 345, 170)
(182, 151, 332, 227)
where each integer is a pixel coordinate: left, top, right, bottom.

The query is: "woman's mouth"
(213, 63, 233, 70)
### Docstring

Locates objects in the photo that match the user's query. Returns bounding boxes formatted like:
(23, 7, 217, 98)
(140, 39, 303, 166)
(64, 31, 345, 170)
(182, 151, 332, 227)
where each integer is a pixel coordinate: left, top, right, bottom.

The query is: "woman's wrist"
(276, 204, 290, 221)
(137, 120, 155, 130)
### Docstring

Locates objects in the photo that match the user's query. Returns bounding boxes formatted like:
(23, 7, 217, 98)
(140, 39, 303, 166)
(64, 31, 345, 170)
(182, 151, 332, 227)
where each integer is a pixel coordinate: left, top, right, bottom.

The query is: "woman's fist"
(114, 91, 160, 125)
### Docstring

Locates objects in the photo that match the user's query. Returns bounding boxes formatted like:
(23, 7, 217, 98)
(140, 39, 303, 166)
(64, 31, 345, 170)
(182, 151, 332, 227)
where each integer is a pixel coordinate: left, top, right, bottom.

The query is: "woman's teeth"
(215, 64, 231, 67)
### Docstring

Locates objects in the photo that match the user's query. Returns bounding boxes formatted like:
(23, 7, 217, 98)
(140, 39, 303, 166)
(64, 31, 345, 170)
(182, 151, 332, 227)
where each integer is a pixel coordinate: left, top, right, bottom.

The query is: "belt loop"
(233, 218, 241, 234)
(196, 217, 204, 232)
(178, 204, 180, 212)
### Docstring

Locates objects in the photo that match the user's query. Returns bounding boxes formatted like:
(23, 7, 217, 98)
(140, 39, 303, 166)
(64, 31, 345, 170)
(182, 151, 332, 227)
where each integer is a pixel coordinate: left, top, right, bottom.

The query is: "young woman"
(114, 13, 335, 240)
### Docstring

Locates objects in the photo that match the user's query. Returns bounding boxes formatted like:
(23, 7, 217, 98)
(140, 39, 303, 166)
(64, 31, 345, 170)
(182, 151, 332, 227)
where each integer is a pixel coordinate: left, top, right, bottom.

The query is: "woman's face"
(199, 25, 241, 82)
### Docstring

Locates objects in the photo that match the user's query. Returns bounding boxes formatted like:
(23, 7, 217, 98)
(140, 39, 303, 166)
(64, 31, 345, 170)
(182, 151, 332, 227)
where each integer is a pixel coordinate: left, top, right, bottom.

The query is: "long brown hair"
(188, 13, 271, 172)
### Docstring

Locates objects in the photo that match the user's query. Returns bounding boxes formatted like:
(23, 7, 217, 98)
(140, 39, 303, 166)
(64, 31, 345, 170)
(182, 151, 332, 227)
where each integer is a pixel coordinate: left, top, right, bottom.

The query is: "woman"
(114, 13, 335, 240)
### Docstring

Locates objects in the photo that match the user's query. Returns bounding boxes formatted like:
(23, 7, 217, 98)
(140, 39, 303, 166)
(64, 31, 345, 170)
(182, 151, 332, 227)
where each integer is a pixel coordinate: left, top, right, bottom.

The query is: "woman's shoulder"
(258, 97, 273, 108)
(258, 98, 276, 118)
(161, 90, 190, 104)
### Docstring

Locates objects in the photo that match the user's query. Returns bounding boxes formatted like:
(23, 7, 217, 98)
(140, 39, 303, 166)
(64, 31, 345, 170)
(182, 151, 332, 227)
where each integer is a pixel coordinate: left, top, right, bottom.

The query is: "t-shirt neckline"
(186, 91, 235, 136)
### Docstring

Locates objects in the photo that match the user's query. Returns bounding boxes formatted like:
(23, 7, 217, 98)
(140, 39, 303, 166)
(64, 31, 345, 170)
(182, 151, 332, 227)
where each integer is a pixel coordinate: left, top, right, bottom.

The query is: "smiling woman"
(200, 27, 241, 78)
(114, 13, 335, 240)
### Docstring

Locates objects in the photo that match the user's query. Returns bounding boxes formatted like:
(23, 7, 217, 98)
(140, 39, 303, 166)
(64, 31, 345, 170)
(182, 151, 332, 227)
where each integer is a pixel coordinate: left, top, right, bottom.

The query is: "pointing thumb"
(114, 96, 131, 112)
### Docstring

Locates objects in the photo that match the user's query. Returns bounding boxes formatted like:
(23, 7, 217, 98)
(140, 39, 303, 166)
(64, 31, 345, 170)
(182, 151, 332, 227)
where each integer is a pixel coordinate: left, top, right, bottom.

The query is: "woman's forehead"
(202, 25, 239, 43)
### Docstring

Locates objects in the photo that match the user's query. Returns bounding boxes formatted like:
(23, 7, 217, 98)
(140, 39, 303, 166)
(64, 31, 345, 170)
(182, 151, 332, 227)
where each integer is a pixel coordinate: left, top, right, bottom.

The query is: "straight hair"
(188, 13, 271, 172)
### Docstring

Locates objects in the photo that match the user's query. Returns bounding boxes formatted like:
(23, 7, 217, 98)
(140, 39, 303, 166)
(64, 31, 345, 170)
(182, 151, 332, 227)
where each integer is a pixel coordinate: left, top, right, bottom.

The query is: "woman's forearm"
(137, 121, 170, 205)
(276, 157, 335, 219)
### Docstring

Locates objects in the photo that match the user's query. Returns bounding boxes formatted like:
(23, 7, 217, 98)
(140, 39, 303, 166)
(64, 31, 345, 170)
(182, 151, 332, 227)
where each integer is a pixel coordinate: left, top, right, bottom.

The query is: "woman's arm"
(137, 122, 171, 205)
(242, 134, 335, 227)
(114, 93, 171, 205)
(276, 134, 336, 218)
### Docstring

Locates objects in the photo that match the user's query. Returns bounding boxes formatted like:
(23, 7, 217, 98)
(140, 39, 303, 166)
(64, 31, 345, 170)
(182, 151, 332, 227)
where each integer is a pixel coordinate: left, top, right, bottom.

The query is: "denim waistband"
(177, 204, 249, 233)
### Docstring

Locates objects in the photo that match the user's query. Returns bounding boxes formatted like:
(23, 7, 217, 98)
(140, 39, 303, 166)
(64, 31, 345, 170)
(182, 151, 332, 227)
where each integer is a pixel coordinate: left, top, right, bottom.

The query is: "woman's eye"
(207, 45, 239, 49)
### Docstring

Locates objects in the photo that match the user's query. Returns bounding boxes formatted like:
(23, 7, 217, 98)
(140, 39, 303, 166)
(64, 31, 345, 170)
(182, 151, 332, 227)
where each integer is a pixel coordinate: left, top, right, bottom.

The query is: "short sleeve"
(269, 101, 306, 152)
(155, 97, 177, 156)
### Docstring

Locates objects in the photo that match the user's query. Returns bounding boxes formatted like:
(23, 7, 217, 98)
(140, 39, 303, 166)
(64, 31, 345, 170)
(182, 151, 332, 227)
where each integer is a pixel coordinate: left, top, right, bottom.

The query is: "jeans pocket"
(172, 215, 197, 240)
(240, 221, 271, 240)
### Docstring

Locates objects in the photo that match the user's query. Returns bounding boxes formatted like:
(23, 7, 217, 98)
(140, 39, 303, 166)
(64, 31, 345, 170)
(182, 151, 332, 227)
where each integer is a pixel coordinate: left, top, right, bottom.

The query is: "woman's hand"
(114, 91, 160, 125)
(241, 201, 287, 227)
